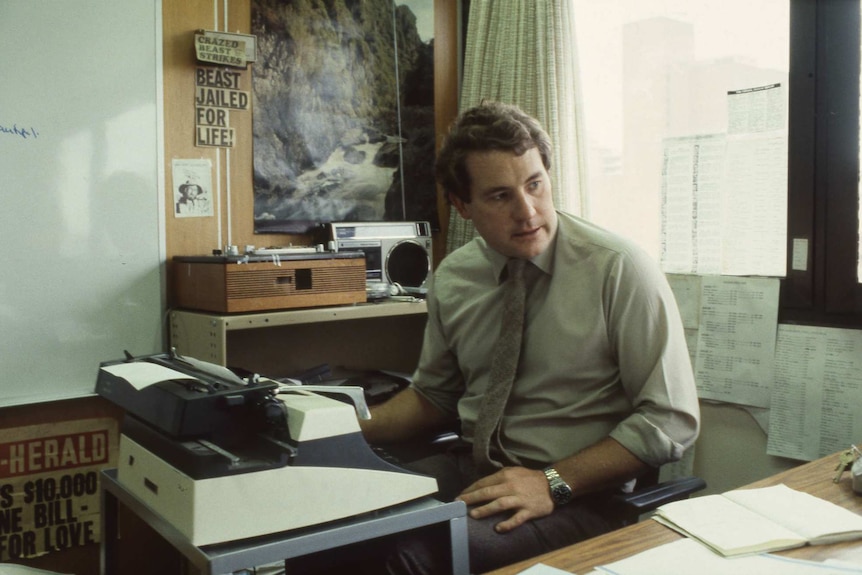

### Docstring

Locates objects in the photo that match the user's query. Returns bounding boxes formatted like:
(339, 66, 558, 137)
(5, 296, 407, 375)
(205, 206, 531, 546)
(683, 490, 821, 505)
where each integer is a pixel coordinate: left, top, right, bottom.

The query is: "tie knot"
(507, 258, 526, 283)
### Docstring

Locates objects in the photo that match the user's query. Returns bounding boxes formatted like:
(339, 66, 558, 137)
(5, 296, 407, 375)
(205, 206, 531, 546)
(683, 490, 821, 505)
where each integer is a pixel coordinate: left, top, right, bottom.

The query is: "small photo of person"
(175, 181, 212, 217)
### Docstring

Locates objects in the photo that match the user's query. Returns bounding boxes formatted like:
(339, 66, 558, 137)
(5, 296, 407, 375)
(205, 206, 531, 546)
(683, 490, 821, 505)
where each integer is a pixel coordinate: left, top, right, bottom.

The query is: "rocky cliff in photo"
(251, 0, 437, 232)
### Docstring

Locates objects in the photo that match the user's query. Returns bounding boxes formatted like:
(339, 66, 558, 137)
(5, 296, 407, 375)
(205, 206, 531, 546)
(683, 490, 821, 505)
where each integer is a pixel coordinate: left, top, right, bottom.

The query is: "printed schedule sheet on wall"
(767, 324, 862, 461)
(692, 276, 781, 407)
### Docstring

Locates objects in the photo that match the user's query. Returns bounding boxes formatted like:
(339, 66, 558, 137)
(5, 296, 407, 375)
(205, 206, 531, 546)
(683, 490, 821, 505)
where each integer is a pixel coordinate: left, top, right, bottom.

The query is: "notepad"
(653, 483, 862, 557)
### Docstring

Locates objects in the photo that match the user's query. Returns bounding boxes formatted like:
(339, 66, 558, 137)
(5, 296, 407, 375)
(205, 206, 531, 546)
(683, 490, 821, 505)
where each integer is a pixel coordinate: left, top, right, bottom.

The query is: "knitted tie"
(473, 258, 527, 474)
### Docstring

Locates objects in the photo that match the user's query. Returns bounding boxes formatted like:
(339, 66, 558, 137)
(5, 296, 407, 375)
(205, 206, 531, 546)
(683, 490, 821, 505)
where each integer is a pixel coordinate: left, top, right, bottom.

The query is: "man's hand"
(456, 467, 554, 533)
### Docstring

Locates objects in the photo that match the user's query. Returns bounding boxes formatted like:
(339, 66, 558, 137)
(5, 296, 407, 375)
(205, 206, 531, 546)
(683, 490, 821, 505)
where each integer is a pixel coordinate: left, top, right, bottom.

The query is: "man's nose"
(512, 190, 538, 220)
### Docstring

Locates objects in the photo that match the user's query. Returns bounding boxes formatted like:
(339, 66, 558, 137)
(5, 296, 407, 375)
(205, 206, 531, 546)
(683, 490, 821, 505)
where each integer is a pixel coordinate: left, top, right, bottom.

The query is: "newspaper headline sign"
(194, 67, 250, 148)
(195, 33, 247, 67)
(192, 31, 255, 148)
(0, 418, 118, 561)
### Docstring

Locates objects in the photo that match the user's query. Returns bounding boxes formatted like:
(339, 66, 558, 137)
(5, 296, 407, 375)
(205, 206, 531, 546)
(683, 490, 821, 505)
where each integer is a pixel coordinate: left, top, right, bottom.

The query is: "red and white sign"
(0, 418, 118, 561)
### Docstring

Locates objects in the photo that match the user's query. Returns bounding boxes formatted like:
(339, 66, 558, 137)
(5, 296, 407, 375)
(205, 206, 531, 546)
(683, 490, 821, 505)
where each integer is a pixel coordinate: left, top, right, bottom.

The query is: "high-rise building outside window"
(573, 1, 790, 278)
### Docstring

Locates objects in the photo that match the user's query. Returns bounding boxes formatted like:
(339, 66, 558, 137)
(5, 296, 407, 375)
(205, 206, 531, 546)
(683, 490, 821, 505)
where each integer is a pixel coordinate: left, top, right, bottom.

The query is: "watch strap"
(543, 466, 573, 505)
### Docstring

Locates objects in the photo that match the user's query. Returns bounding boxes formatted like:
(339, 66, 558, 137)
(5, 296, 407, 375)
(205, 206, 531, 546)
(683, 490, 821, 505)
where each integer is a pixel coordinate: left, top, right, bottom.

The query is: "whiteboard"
(0, 0, 165, 407)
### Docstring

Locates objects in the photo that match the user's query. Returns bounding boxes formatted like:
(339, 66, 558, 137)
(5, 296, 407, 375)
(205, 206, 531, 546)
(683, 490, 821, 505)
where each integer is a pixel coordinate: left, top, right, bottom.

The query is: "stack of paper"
(588, 538, 862, 575)
(515, 484, 862, 575)
(516, 541, 862, 575)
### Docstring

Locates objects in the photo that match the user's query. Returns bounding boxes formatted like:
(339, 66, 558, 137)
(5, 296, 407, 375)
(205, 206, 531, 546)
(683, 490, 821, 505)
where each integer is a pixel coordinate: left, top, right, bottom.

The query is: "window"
(574, 1, 789, 274)
(573, 0, 862, 325)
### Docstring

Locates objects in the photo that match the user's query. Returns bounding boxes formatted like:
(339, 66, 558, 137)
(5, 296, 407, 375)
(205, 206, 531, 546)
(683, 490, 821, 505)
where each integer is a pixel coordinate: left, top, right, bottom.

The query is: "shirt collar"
(533, 225, 557, 276)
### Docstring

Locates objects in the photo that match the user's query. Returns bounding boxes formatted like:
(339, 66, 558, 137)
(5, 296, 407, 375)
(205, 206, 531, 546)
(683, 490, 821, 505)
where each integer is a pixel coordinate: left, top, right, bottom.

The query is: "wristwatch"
(543, 467, 573, 505)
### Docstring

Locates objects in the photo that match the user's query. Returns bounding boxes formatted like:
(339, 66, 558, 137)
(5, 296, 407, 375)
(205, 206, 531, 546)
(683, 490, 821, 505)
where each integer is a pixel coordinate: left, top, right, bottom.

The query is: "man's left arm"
(457, 437, 648, 533)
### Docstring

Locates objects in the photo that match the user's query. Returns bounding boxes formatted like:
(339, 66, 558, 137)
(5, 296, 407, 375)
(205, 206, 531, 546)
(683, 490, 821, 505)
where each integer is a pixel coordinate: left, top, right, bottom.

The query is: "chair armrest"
(607, 476, 706, 522)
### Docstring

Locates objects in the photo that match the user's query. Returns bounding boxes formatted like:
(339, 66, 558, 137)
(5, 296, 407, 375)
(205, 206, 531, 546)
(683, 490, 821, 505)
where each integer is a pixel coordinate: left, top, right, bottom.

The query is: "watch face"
(551, 483, 573, 504)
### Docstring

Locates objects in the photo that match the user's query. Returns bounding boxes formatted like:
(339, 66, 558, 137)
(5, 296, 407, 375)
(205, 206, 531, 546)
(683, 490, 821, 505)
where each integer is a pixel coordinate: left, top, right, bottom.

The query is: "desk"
(485, 452, 862, 574)
(100, 469, 469, 575)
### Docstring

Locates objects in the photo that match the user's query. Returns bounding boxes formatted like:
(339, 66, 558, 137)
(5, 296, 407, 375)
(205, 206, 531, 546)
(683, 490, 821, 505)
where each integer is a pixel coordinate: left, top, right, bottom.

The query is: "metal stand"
(100, 469, 469, 575)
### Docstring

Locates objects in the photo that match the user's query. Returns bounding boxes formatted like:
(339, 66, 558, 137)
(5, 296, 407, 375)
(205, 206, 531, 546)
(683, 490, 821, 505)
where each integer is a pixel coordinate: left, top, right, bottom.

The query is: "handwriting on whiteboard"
(0, 122, 39, 140)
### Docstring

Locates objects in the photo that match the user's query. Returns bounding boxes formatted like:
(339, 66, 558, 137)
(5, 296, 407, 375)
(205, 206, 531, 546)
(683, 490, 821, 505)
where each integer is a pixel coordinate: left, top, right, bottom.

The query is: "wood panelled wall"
(163, 0, 258, 264)
(164, 0, 459, 297)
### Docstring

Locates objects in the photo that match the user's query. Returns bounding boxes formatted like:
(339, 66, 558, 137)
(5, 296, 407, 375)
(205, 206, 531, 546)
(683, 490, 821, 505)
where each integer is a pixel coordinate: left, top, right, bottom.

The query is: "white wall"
(694, 402, 800, 494)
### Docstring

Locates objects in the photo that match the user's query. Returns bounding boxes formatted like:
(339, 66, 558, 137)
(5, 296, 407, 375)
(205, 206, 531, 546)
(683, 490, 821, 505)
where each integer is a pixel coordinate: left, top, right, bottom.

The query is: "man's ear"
(449, 193, 472, 220)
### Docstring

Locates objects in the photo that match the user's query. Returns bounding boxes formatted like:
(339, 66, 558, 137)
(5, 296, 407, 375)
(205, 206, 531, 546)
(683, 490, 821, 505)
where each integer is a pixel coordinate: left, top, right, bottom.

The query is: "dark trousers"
(286, 449, 617, 575)
(384, 450, 617, 575)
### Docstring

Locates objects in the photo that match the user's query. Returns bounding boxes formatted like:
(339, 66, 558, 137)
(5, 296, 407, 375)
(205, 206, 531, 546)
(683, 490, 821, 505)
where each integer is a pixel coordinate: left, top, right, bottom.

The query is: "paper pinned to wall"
(768, 324, 862, 461)
(693, 276, 780, 407)
(666, 273, 703, 371)
(660, 84, 787, 278)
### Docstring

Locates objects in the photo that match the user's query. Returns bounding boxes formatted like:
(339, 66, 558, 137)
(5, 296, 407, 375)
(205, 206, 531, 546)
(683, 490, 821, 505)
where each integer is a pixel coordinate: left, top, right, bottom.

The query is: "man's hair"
(434, 101, 553, 204)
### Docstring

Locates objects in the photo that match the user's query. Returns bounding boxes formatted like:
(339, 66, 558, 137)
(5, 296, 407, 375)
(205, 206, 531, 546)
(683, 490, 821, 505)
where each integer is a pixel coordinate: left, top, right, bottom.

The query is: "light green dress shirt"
(412, 211, 700, 468)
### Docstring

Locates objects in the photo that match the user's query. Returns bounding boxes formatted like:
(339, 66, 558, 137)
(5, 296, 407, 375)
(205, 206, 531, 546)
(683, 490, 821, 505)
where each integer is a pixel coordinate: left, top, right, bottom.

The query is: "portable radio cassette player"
(319, 221, 433, 295)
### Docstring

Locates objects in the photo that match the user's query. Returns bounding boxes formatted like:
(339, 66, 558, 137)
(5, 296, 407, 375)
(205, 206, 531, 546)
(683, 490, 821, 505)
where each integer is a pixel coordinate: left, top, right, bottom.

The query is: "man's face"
(452, 148, 558, 260)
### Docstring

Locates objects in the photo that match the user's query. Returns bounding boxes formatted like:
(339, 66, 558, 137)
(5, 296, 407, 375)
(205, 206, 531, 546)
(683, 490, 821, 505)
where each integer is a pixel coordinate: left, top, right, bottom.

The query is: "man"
(361, 102, 700, 574)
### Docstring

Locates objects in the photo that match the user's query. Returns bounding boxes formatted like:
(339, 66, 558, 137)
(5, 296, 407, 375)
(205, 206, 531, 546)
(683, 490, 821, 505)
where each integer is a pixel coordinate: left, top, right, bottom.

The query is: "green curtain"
(446, 0, 588, 254)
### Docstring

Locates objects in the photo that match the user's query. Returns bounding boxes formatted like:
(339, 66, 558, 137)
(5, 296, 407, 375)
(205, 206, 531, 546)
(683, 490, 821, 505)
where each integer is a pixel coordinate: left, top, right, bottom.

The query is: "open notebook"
(653, 483, 862, 557)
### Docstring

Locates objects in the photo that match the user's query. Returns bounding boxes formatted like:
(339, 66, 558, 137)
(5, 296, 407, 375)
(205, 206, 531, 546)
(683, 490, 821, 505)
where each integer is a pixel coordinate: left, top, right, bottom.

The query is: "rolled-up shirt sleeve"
(605, 248, 700, 467)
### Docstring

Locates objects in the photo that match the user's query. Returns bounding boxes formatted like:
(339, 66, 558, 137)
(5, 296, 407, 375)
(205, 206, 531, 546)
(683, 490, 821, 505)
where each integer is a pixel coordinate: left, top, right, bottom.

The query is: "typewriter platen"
(95, 352, 437, 545)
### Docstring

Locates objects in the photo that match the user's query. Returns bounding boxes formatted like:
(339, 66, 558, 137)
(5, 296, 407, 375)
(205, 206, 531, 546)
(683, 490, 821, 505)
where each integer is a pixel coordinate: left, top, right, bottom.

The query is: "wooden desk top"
(484, 452, 862, 574)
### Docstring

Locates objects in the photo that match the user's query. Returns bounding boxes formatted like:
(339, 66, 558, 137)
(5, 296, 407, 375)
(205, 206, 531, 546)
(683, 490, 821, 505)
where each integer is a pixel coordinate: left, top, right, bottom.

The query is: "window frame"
(782, 0, 862, 326)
